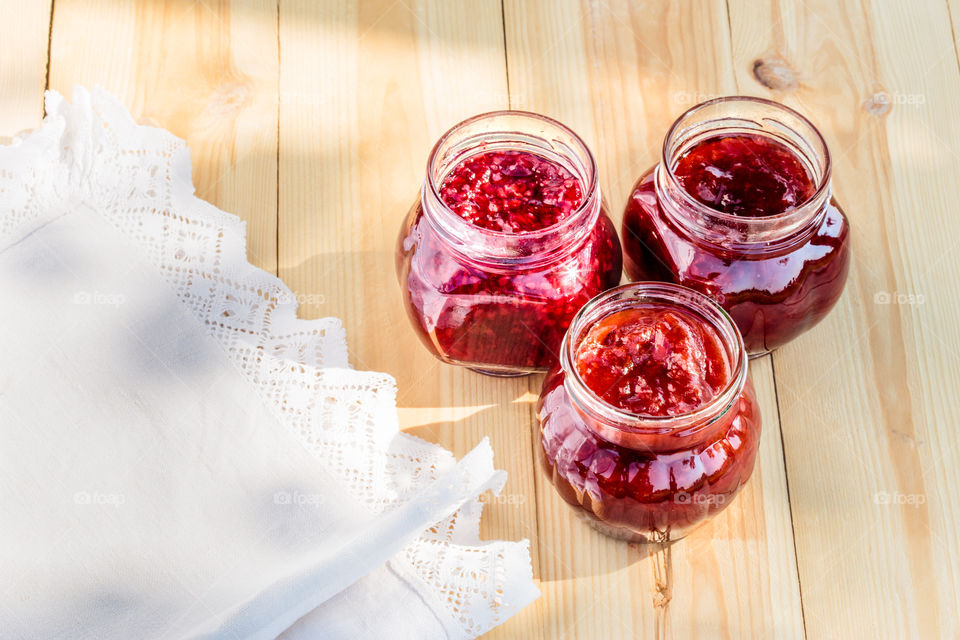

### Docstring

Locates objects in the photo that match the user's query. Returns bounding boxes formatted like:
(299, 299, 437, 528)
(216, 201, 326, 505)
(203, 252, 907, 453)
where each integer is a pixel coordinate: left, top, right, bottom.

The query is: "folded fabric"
(0, 202, 505, 638)
(0, 88, 538, 639)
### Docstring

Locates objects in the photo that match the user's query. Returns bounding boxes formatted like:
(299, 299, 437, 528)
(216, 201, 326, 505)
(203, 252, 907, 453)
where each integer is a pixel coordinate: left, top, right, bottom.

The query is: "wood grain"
(503, 1, 803, 637)
(8, 0, 960, 636)
(728, 0, 960, 636)
(276, 2, 543, 637)
(47, 0, 279, 273)
(0, 1, 50, 136)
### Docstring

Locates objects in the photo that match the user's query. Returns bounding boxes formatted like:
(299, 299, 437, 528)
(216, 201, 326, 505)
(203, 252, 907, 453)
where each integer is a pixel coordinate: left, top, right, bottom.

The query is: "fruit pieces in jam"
(538, 302, 760, 540)
(439, 150, 583, 232)
(398, 150, 622, 373)
(622, 133, 850, 354)
(574, 307, 729, 416)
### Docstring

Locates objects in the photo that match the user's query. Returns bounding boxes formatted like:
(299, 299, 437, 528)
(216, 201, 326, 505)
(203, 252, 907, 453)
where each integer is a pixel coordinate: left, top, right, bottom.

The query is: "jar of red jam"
(538, 283, 761, 542)
(622, 97, 850, 355)
(397, 111, 622, 375)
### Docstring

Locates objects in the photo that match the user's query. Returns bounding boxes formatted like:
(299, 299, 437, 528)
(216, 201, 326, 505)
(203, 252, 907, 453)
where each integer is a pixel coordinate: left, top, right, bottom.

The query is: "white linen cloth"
(0, 88, 538, 639)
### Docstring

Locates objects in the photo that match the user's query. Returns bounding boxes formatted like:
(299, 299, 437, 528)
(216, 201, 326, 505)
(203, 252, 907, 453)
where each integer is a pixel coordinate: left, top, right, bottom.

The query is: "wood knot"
(647, 541, 673, 607)
(863, 91, 893, 117)
(205, 80, 254, 119)
(752, 57, 799, 92)
(652, 589, 671, 609)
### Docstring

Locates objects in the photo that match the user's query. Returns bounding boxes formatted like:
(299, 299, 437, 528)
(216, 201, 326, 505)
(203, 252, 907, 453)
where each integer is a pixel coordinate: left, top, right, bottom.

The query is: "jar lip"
(660, 96, 833, 229)
(561, 283, 748, 434)
(423, 110, 600, 244)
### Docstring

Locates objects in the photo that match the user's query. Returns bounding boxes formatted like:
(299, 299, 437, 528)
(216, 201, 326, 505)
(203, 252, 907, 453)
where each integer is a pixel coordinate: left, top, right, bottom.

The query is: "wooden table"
(4, 1, 958, 637)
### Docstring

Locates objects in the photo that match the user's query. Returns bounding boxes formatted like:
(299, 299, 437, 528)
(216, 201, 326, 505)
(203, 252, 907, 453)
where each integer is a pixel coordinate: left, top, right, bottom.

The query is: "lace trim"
(0, 86, 537, 639)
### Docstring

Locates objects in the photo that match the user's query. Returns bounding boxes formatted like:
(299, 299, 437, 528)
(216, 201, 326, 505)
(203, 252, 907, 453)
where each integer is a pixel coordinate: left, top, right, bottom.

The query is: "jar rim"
(422, 110, 600, 257)
(660, 96, 833, 234)
(561, 283, 748, 435)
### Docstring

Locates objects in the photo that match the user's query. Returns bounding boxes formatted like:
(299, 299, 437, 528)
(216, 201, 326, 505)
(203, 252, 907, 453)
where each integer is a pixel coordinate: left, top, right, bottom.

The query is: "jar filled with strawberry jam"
(397, 111, 622, 375)
(622, 97, 850, 355)
(538, 283, 760, 542)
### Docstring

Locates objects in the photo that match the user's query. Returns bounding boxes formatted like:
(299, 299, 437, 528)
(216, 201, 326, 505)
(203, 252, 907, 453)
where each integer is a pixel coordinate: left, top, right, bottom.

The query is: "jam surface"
(673, 134, 816, 217)
(537, 293, 759, 542)
(575, 307, 730, 416)
(439, 150, 583, 232)
(622, 169, 850, 354)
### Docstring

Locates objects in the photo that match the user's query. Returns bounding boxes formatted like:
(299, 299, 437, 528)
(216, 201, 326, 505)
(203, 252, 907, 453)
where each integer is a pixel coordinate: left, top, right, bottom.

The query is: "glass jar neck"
(421, 110, 601, 269)
(654, 96, 832, 251)
(560, 284, 748, 453)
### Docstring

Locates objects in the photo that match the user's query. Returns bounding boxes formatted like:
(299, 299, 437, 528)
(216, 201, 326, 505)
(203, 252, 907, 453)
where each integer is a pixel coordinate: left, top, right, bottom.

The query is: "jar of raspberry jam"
(622, 97, 851, 355)
(538, 283, 761, 542)
(397, 111, 622, 375)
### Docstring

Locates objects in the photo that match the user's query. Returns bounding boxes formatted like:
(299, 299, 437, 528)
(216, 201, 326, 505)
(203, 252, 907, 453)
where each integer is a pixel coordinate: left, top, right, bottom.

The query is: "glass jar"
(622, 97, 851, 355)
(537, 283, 761, 542)
(397, 111, 622, 376)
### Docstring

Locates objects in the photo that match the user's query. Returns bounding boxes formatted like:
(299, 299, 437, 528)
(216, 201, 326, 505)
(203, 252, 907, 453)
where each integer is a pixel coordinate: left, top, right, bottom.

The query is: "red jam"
(622, 171, 849, 354)
(574, 307, 729, 416)
(398, 114, 623, 375)
(439, 150, 583, 232)
(537, 293, 760, 541)
(398, 201, 621, 372)
(623, 116, 850, 355)
(673, 134, 816, 217)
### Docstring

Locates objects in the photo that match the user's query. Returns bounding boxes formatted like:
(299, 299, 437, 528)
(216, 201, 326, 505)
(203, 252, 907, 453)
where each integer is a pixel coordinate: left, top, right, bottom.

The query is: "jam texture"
(674, 134, 816, 217)
(538, 363, 759, 542)
(575, 307, 730, 416)
(439, 150, 583, 232)
(398, 202, 622, 373)
(622, 168, 850, 354)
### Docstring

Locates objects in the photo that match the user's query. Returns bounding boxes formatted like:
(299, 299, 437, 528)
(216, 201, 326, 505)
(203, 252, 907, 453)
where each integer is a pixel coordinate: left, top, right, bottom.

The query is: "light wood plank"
(728, 0, 960, 636)
(48, 0, 279, 273)
(0, 0, 51, 136)
(276, 2, 543, 637)
(504, 1, 804, 637)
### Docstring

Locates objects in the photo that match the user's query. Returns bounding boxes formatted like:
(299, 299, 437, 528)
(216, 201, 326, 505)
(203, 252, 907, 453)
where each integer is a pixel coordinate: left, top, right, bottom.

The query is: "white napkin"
(0, 88, 538, 638)
(0, 202, 505, 638)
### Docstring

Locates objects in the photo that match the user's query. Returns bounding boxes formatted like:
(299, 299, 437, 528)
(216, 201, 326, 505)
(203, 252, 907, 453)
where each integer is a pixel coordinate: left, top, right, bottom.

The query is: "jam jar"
(538, 283, 761, 542)
(397, 111, 622, 376)
(622, 97, 851, 355)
